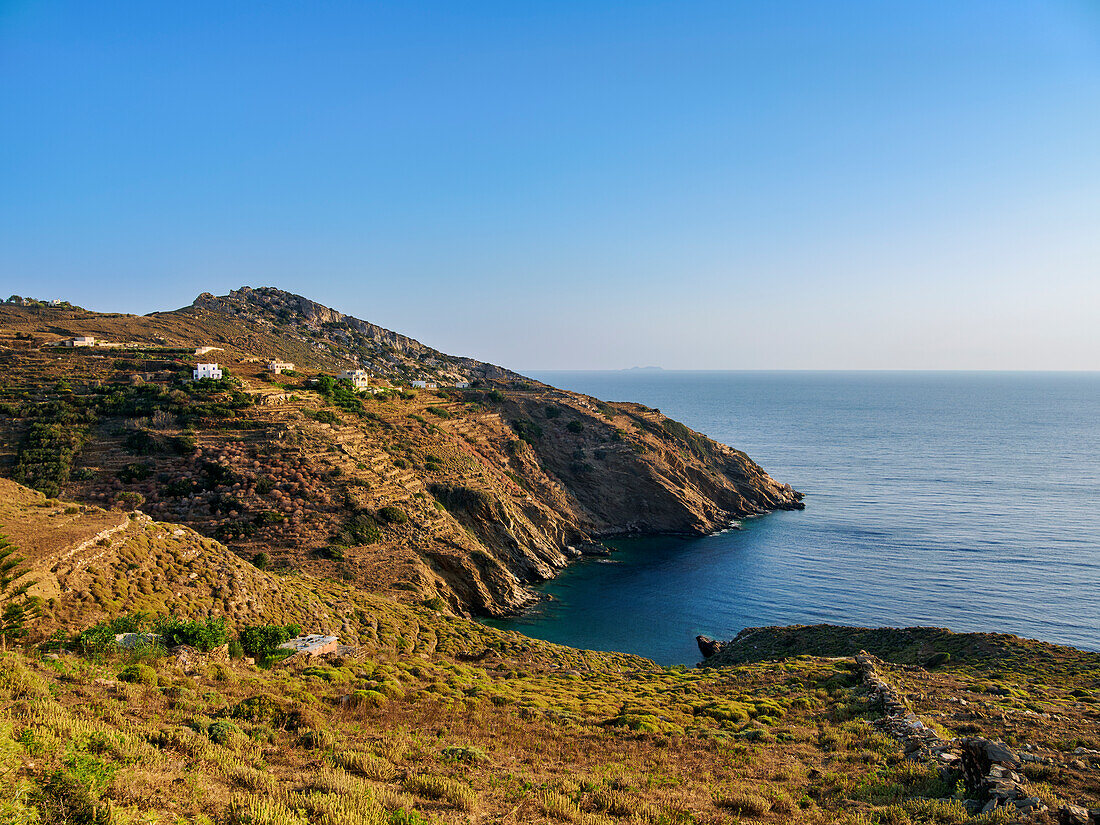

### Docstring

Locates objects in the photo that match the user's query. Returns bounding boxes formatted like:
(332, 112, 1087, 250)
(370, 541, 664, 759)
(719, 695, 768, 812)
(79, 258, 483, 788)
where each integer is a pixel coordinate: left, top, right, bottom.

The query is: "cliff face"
(0, 288, 802, 615)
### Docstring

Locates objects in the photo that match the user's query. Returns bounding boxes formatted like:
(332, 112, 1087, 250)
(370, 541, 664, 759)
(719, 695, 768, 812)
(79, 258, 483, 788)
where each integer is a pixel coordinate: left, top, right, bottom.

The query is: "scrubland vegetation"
(0, 614, 1038, 825)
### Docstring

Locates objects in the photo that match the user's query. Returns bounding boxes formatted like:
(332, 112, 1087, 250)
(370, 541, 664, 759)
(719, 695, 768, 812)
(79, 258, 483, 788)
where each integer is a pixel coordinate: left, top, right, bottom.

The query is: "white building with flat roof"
(338, 369, 370, 390)
(193, 363, 223, 380)
(68, 336, 95, 347)
(411, 380, 437, 389)
(269, 361, 294, 374)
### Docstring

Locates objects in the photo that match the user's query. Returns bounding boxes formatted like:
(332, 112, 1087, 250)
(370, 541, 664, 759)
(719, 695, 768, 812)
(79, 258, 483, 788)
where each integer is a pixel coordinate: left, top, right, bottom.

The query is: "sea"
(486, 371, 1100, 665)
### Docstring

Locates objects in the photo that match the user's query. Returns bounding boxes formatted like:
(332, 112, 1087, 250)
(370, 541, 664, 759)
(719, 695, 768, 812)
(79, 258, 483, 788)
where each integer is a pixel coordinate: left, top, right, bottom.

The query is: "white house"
(195, 346, 220, 356)
(453, 381, 470, 389)
(338, 369, 371, 390)
(49, 299, 63, 307)
(268, 360, 294, 374)
(193, 363, 223, 380)
(411, 380, 437, 389)
(67, 336, 95, 347)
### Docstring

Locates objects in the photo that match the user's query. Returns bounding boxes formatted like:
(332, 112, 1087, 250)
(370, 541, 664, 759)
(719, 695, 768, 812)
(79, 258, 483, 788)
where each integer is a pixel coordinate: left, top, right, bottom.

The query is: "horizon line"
(521, 368, 1100, 374)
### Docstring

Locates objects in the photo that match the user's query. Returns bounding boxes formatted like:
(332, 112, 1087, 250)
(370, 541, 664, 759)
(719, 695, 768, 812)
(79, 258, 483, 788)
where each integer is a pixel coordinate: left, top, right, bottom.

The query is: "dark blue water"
(488, 371, 1100, 664)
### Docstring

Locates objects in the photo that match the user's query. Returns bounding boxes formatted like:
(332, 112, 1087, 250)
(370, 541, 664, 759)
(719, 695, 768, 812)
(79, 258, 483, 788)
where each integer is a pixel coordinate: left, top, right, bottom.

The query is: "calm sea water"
(487, 371, 1100, 664)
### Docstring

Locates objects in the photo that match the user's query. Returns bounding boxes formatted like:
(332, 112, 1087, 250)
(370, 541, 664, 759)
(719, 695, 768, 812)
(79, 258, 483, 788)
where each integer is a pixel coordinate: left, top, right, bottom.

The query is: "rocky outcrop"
(696, 635, 725, 658)
(194, 287, 428, 353)
(501, 396, 803, 539)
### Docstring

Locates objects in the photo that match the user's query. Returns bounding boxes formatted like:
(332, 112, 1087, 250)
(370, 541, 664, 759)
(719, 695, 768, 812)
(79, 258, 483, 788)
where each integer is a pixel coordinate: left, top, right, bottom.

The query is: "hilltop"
(0, 288, 801, 615)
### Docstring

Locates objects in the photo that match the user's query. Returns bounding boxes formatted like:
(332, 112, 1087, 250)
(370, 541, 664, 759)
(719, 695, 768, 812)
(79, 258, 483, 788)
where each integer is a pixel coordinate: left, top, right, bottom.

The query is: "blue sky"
(2, 1, 1098, 369)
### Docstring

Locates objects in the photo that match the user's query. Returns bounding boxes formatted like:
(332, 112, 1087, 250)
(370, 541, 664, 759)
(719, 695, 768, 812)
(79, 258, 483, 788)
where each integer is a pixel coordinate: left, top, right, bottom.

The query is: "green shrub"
(75, 613, 152, 658)
(114, 491, 145, 509)
(511, 419, 542, 443)
(116, 462, 153, 482)
(331, 510, 381, 546)
(252, 551, 269, 570)
(924, 652, 951, 669)
(228, 694, 285, 725)
(154, 616, 228, 651)
(254, 510, 285, 526)
(206, 720, 241, 745)
(441, 745, 487, 765)
(350, 689, 387, 708)
(376, 506, 408, 524)
(238, 623, 302, 662)
(117, 664, 157, 686)
(316, 375, 364, 414)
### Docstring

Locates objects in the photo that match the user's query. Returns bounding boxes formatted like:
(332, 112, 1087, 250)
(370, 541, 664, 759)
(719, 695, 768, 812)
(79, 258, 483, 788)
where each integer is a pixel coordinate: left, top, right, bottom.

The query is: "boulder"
(696, 636, 725, 658)
(984, 740, 1020, 767)
(169, 643, 230, 673)
(1061, 804, 1090, 825)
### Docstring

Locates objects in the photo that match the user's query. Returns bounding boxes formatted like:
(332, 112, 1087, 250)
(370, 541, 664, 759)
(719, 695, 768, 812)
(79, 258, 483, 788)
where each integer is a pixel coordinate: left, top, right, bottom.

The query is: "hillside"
(1, 479, 1097, 825)
(0, 288, 801, 615)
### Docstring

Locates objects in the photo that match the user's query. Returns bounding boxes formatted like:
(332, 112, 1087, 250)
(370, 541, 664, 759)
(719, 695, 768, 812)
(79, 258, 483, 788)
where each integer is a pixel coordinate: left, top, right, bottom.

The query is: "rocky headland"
(0, 288, 802, 616)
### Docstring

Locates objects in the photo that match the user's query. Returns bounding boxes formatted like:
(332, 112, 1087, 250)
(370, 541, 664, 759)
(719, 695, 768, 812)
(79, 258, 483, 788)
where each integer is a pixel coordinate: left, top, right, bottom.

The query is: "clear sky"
(2, 1, 1099, 370)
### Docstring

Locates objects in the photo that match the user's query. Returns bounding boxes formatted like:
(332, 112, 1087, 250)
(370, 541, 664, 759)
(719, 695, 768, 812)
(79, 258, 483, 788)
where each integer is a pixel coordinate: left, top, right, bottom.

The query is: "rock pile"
(957, 737, 1047, 816)
(168, 643, 230, 674)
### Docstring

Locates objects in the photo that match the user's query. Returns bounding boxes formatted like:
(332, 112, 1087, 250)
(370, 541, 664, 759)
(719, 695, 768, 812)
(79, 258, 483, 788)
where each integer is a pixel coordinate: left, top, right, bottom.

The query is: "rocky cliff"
(0, 288, 802, 615)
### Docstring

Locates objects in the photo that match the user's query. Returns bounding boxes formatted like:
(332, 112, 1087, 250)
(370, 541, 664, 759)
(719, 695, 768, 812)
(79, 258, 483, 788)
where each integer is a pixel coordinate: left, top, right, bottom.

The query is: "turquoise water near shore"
(486, 371, 1100, 665)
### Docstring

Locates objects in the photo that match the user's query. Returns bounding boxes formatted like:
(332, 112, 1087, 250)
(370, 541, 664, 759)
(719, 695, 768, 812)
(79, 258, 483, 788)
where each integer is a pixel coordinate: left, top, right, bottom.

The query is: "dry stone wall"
(856, 651, 1100, 823)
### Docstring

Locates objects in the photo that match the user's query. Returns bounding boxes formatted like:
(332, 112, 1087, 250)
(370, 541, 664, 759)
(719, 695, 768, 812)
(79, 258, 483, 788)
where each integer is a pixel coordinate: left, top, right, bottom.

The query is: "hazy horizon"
(3, 1, 1099, 370)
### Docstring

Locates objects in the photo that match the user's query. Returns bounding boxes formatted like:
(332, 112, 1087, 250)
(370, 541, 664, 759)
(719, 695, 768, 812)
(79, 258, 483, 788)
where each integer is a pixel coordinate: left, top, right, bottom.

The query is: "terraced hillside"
(0, 288, 801, 614)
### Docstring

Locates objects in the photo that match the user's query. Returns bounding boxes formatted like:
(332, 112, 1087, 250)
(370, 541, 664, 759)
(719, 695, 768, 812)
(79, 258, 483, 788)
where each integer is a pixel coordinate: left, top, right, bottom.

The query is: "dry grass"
(403, 773, 477, 811)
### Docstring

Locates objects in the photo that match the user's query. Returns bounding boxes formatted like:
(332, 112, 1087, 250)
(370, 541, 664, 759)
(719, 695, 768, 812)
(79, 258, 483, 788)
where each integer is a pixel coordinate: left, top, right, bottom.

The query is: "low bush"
(114, 491, 144, 509)
(116, 462, 153, 482)
(238, 623, 302, 663)
(254, 510, 286, 526)
(925, 652, 951, 669)
(376, 506, 408, 524)
(117, 663, 157, 686)
(714, 789, 770, 816)
(207, 719, 241, 745)
(154, 616, 229, 651)
(441, 745, 487, 765)
(404, 774, 476, 811)
(332, 511, 382, 546)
